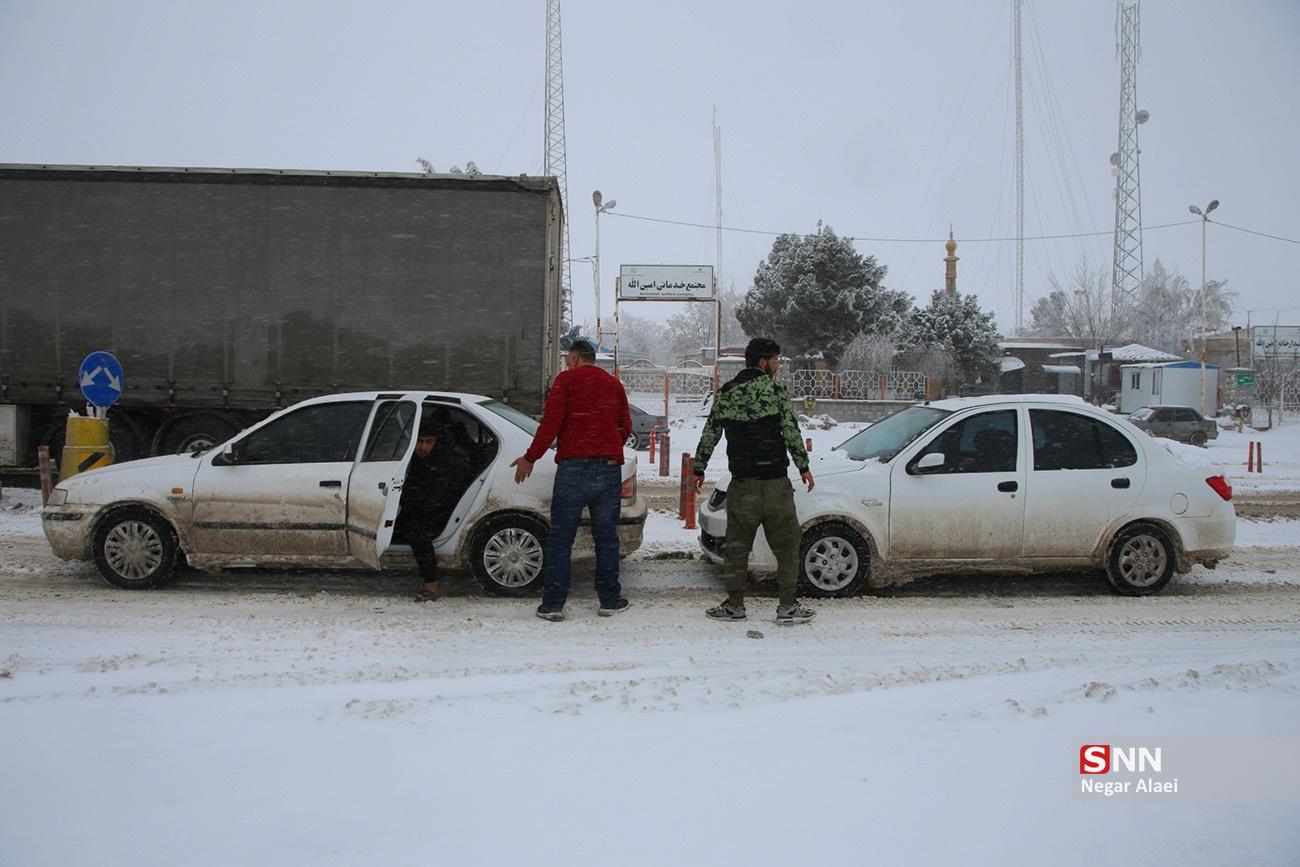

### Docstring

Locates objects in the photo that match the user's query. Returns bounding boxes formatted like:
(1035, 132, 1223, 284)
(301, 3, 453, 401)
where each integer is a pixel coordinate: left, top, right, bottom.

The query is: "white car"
(698, 395, 1235, 596)
(43, 391, 647, 593)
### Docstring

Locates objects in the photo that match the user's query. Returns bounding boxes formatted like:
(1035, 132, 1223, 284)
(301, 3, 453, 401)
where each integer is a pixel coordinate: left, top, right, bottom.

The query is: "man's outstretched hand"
(511, 457, 534, 485)
(800, 470, 815, 492)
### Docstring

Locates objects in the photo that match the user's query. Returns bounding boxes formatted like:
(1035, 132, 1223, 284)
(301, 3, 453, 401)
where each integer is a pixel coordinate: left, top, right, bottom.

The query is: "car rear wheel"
(470, 513, 547, 596)
(92, 508, 182, 590)
(1189, 430, 1207, 447)
(626, 432, 644, 450)
(1105, 522, 1175, 596)
(798, 522, 871, 597)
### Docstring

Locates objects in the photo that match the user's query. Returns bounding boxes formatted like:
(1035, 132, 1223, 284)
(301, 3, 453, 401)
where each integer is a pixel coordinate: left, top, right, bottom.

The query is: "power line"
(605, 210, 1203, 244)
(1214, 221, 1300, 245)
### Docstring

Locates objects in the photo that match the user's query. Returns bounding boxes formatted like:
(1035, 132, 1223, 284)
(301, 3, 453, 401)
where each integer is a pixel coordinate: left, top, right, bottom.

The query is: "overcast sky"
(2, 0, 1296, 335)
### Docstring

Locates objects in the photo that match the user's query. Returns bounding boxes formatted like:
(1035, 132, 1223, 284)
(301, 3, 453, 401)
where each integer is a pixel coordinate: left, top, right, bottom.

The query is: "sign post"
(615, 264, 718, 386)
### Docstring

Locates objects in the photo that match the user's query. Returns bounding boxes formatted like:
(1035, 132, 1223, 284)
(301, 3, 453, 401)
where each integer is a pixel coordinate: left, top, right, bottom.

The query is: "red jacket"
(524, 364, 632, 464)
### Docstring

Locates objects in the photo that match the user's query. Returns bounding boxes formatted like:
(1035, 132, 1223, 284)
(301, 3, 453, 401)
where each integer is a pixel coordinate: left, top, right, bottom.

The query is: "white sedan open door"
(345, 398, 422, 569)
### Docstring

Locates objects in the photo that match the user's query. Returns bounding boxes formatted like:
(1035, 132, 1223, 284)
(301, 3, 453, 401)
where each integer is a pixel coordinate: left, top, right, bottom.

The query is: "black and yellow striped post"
(59, 416, 113, 482)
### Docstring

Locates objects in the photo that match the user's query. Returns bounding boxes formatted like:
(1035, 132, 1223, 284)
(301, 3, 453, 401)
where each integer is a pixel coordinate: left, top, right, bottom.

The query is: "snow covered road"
(2, 491, 1298, 865)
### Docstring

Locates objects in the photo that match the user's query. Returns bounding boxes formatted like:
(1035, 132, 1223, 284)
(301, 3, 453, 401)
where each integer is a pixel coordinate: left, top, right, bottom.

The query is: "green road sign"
(1235, 372, 1256, 388)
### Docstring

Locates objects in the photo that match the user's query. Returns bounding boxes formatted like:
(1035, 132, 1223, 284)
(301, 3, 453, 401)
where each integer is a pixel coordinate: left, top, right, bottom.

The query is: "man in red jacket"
(512, 339, 633, 621)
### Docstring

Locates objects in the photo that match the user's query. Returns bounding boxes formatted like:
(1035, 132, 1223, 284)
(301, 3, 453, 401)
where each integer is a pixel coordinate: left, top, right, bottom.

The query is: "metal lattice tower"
(1111, 1, 1144, 298)
(544, 0, 574, 324)
(1013, 0, 1024, 334)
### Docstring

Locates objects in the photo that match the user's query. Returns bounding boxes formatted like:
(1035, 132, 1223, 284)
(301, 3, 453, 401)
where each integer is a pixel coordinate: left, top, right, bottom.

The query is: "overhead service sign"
(618, 265, 714, 301)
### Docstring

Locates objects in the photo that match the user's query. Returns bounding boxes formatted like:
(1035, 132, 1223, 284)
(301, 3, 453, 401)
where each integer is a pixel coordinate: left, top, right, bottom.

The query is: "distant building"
(1120, 360, 1219, 414)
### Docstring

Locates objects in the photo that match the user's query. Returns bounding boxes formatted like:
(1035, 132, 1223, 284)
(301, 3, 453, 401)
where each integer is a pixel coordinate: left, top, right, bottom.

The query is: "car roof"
(291, 390, 492, 407)
(925, 393, 1089, 411)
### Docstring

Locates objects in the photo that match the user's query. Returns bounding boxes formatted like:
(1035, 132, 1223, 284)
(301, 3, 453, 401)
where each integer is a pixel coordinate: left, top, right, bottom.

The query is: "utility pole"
(1111, 2, 1147, 300)
(713, 105, 723, 369)
(1013, 0, 1024, 335)
(544, 0, 574, 325)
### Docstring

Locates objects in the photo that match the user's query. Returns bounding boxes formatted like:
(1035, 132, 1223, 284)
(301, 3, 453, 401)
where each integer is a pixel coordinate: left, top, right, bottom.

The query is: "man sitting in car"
(397, 418, 471, 602)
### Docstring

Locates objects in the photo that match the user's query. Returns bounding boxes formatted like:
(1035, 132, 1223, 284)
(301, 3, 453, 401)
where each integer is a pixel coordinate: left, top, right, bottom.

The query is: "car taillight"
(620, 475, 636, 499)
(1206, 475, 1232, 501)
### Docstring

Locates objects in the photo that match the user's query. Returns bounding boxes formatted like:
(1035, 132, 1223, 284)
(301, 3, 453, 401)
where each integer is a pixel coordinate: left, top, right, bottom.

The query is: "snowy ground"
(1, 485, 1298, 864)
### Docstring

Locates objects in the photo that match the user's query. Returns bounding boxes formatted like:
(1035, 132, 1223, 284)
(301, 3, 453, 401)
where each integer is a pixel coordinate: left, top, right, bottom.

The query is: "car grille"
(700, 530, 725, 557)
(707, 489, 726, 511)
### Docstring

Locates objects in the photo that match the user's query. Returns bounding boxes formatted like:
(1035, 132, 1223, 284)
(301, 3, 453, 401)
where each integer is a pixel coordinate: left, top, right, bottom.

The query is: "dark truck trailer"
(0, 164, 564, 467)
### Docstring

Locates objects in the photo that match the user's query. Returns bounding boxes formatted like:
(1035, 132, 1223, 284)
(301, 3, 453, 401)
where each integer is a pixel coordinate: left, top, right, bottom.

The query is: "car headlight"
(46, 488, 68, 506)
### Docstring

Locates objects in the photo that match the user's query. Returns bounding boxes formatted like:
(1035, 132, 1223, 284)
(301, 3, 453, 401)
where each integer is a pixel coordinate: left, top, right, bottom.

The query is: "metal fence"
(621, 364, 715, 420)
(786, 368, 928, 401)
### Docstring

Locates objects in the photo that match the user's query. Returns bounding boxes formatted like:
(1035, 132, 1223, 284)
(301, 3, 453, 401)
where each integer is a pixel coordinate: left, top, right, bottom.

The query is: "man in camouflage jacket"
(693, 337, 816, 624)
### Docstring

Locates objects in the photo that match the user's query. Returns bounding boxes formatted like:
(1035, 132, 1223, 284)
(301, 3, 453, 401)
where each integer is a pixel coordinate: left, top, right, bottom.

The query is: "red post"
(1257, 442, 1264, 474)
(38, 445, 53, 506)
(832, 373, 842, 400)
(805, 437, 812, 453)
(1247, 441, 1256, 473)
(682, 452, 697, 529)
(879, 373, 887, 400)
(648, 423, 658, 464)
(659, 431, 671, 477)
(679, 452, 690, 520)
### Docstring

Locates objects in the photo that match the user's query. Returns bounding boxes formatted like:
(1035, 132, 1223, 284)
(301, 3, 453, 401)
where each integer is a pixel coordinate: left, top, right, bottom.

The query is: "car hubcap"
(1118, 535, 1167, 587)
(483, 528, 544, 588)
(104, 521, 164, 579)
(803, 536, 859, 591)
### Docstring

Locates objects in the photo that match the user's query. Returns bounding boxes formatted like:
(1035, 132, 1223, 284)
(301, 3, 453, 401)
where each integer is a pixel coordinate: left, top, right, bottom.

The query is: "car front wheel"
(1189, 430, 1208, 447)
(1105, 522, 1175, 596)
(92, 508, 182, 590)
(470, 513, 548, 596)
(798, 522, 872, 597)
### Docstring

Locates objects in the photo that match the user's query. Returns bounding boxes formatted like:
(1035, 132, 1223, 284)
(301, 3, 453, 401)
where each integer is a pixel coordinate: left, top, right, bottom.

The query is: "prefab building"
(1120, 361, 1219, 414)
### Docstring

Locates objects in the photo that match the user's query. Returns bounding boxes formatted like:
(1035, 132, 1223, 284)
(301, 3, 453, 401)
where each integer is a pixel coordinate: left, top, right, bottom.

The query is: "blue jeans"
(543, 459, 623, 609)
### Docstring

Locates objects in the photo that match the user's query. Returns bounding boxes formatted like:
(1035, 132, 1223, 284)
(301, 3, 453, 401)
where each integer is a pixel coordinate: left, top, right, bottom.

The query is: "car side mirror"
(913, 452, 946, 474)
(214, 440, 240, 466)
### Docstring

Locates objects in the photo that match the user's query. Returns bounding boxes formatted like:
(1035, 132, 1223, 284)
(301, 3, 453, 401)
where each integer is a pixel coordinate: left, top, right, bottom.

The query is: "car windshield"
(479, 399, 540, 435)
(835, 406, 951, 462)
(1129, 407, 1154, 421)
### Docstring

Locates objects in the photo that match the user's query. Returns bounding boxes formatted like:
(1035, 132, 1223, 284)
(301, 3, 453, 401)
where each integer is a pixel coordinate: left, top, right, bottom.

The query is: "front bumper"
(41, 506, 95, 560)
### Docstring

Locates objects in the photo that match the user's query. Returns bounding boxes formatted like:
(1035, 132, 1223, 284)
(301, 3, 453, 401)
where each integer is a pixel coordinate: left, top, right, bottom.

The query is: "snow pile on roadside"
(1160, 424, 1300, 493)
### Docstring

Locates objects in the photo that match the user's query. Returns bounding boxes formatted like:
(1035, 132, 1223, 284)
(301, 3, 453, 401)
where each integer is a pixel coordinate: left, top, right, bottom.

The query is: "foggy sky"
(1, 0, 1296, 335)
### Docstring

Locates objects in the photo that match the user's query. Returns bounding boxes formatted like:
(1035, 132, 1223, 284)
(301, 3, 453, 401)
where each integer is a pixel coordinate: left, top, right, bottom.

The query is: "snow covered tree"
(904, 290, 1001, 387)
(737, 224, 910, 366)
(1028, 262, 1131, 350)
(1127, 259, 1237, 354)
(617, 311, 671, 365)
(663, 288, 747, 360)
(837, 330, 898, 373)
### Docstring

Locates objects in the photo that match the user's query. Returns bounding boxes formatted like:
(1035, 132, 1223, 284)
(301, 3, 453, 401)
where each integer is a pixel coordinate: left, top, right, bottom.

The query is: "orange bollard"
(1257, 442, 1264, 474)
(805, 437, 812, 453)
(679, 452, 690, 520)
(649, 423, 658, 464)
(659, 431, 671, 477)
(38, 445, 53, 506)
(1247, 441, 1255, 472)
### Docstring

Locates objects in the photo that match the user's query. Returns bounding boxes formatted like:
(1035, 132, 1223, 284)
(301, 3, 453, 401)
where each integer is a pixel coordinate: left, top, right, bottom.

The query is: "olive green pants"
(724, 477, 801, 608)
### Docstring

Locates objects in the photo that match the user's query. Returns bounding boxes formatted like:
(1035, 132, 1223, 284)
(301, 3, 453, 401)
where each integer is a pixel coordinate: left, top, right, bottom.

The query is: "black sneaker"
(598, 598, 630, 617)
(535, 605, 565, 622)
(775, 602, 816, 625)
(705, 600, 747, 621)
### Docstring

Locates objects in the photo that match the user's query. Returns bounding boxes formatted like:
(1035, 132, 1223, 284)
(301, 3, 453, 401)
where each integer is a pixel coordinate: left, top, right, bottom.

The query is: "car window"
(1175, 408, 1200, 423)
(479, 399, 540, 436)
(1030, 409, 1137, 471)
(237, 401, 372, 465)
(911, 410, 1018, 474)
(1129, 407, 1154, 421)
(1151, 409, 1172, 422)
(836, 406, 951, 462)
(361, 400, 417, 462)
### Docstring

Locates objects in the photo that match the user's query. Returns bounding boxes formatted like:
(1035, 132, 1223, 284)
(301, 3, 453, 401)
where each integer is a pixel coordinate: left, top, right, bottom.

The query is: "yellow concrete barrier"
(59, 416, 113, 482)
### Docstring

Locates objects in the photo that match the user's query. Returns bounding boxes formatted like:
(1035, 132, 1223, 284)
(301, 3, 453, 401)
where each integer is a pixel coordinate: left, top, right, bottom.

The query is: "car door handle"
(997, 481, 1018, 493)
(1111, 477, 1131, 489)
(319, 480, 342, 488)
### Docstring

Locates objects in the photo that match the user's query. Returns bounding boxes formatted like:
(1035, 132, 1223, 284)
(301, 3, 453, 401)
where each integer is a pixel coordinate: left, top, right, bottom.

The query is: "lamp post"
(592, 190, 617, 349)
(1189, 199, 1219, 416)
(1232, 325, 1242, 369)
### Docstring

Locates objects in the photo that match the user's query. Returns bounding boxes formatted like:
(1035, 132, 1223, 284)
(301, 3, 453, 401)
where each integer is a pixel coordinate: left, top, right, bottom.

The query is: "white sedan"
(43, 391, 647, 593)
(698, 395, 1235, 596)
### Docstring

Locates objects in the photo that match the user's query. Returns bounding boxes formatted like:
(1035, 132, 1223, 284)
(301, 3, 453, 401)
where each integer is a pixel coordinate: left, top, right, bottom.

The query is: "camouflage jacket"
(693, 367, 809, 480)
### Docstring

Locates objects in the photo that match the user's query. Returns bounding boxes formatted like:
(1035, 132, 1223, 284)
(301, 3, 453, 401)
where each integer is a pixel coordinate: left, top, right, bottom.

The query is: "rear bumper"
(1177, 512, 1236, 567)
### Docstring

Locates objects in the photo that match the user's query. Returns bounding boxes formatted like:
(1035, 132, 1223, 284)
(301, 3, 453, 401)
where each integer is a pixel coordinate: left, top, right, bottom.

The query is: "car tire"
(158, 412, 242, 455)
(1189, 431, 1207, 447)
(1105, 522, 1176, 596)
(798, 521, 872, 597)
(92, 508, 182, 590)
(470, 513, 548, 596)
(626, 432, 644, 450)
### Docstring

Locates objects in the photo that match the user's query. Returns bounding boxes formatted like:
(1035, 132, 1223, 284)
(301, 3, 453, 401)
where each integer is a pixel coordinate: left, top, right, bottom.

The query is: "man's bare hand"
(511, 457, 534, 485)
(800, 470, 815, 492)
(692, 473, 705, 493)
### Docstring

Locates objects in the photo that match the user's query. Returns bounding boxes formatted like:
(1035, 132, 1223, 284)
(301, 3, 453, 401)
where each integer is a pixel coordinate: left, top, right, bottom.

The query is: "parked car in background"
(1127, 405, 1218, 447)
(698, 395, 1235, 597)
(42, 392, 647, 595)
(627, 403, 668, 450)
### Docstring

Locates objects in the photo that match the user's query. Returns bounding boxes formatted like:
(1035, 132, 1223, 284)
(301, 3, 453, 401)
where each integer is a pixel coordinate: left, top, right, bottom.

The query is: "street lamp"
(592, 191, 617, 349)
(1189, 199, 1219, 416)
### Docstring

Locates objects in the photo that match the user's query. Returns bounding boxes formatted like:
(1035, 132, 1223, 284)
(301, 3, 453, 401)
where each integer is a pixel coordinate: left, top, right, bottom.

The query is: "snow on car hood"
(56, 452, 202, 501)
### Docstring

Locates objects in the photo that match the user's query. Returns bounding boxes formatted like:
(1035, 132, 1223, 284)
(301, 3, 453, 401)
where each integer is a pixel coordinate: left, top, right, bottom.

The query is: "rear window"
(1129, 407, 1154, 421)
(1030, 409, 1137, 470)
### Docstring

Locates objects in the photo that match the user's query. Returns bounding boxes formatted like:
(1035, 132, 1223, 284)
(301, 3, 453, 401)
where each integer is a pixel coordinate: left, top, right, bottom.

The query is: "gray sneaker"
(705, 600, 747, 621)
(535, 605, 565, 622)
(775, 602, 816, 625)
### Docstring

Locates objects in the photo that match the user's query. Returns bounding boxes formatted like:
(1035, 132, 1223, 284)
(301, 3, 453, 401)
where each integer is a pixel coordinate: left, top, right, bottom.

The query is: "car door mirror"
(913, 452, 945, 474)
(214, 440, 240, 466)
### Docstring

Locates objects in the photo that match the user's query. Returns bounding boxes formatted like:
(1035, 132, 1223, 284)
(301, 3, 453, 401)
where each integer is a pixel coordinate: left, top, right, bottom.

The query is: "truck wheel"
(798, 522, 872, 597)
(1105, 523, 1175, 596)
(1189, 431, 1207, 447)
(92, 508, 181, 590)
(470, 513, 547, 596)
(159, 413, 241, 454)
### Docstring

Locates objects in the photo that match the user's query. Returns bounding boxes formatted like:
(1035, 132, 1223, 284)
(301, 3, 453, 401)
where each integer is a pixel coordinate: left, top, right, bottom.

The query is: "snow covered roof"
(1121, 360, 1220, 370)
(1042, 364, 1082, 374)
(1108, 343, 1182, 362)
(999, 357, 1026, 373)
(997, 341, 1076, 351)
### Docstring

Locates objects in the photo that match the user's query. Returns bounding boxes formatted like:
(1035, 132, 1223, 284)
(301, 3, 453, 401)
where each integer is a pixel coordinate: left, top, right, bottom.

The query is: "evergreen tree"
(906, 290, 1001, 386)
(737, 224, 910, 366)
